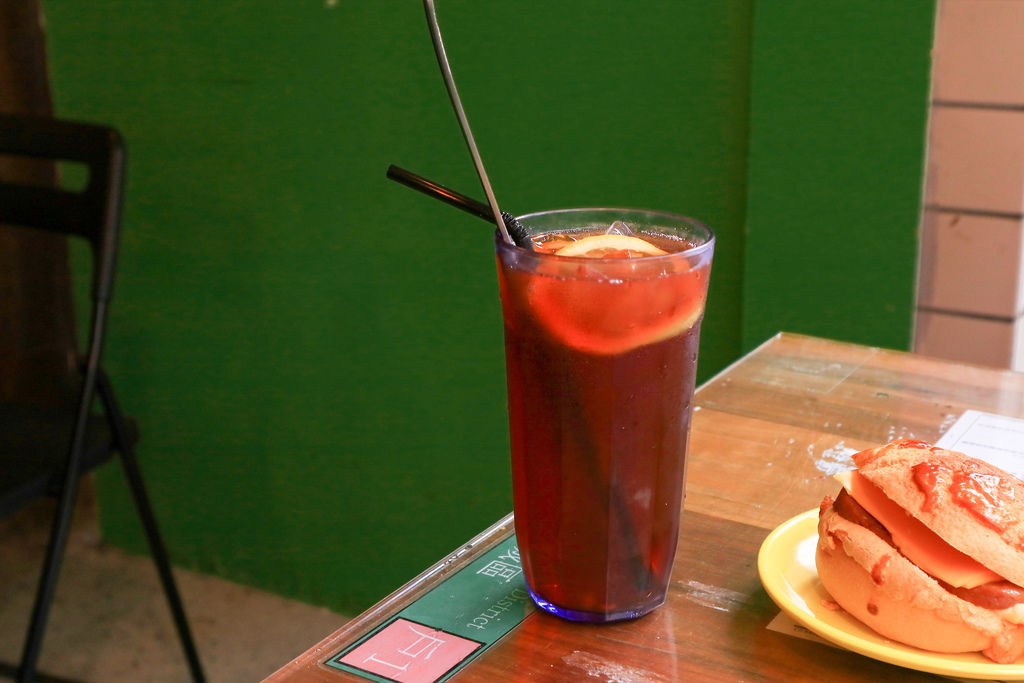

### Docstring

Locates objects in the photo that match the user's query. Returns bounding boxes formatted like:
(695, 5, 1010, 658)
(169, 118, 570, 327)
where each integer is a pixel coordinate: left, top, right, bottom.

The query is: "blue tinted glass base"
(528, 587, 664, 624)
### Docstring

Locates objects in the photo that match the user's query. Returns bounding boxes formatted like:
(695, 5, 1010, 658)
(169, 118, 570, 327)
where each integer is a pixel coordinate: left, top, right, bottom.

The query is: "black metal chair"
(0, 114, 205, 683)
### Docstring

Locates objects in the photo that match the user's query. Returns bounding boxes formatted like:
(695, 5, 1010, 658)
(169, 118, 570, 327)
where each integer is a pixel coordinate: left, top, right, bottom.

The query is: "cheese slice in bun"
(816, 439, 1024, 663)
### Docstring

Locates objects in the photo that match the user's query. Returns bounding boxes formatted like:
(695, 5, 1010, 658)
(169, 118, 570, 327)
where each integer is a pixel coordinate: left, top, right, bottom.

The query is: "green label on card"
(326, 536, 532, 682)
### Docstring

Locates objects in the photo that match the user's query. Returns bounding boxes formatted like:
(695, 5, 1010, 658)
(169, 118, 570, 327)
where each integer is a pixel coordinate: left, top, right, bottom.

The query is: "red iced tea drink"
(495, 208, 714, 622)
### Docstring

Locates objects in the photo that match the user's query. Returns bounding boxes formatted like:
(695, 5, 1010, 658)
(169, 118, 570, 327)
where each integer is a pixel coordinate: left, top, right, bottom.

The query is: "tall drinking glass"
(495, 208, 714, 623)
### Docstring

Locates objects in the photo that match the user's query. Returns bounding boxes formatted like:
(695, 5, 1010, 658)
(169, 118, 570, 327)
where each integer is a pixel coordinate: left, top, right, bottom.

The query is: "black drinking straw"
(386, 164, 531, 247)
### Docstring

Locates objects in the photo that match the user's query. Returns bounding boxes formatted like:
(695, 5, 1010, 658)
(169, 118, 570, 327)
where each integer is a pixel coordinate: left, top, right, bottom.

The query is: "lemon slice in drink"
(527, 234, 706, 355)
(554, 234, 667, 258)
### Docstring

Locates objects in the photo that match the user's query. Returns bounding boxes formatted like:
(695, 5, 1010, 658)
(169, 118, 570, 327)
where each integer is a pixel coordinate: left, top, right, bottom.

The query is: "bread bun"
(816, 439, 1024, 663)
(854, 439, 1024, 588)
(817, 505, 1024, 661)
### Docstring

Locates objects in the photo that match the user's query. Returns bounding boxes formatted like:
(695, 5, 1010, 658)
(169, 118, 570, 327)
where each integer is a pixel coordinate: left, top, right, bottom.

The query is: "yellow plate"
(758, 509, 1024, 680)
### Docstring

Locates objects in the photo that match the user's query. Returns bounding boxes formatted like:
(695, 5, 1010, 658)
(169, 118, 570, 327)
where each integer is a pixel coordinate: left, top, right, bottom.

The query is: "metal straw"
(422, 0, 514, 245)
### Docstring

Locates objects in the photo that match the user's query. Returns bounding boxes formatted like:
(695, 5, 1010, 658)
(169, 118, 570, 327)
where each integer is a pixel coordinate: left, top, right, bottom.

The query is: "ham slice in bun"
(816, 438, 1024, 663)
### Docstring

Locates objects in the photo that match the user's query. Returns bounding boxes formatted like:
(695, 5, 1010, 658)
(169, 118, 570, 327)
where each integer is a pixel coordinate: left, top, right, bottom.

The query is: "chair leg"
(96, 374, 206, 683)
(17, 472, 82, 683)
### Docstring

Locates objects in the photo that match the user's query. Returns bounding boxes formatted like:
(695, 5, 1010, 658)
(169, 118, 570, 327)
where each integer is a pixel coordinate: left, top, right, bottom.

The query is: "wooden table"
(267, 333, 1024, 682)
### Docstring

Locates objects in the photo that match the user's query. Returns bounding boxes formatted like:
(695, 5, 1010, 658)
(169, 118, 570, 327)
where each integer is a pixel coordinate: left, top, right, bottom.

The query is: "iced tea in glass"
(495, 208, 714, 623)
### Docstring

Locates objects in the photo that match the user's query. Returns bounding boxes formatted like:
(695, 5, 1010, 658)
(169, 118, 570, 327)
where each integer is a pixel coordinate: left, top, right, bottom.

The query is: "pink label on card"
(337, 618, 482, 682)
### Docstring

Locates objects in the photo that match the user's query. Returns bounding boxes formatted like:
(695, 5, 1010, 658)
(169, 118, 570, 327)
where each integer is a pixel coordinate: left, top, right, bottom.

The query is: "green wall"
(40, 1, 932, 614)
(744, 2, 936, 350)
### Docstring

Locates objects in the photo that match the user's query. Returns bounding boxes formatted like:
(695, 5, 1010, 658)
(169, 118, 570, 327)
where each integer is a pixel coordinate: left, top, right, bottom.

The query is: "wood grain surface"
(267, 333, 1024, 682)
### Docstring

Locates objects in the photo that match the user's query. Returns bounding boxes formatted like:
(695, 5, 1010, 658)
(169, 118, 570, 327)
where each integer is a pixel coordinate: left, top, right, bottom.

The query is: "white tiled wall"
(914, 0, 1024, 371)
(916, 310, 1024, 370)
(931, 0, 1024, 104)
(925, 107, 1024, 215)
(918, 211, 1024, 319)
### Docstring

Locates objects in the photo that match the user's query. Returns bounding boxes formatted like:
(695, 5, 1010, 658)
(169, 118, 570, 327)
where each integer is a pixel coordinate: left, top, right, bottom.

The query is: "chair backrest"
(0, 114, 125, 305)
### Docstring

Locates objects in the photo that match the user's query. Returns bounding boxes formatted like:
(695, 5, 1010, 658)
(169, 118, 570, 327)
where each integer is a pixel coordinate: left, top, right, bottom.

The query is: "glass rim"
(496, 207, 715, 261)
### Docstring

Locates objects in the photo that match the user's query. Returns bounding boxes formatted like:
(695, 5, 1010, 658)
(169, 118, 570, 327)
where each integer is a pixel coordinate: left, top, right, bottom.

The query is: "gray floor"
(0, 484, 349, 682)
